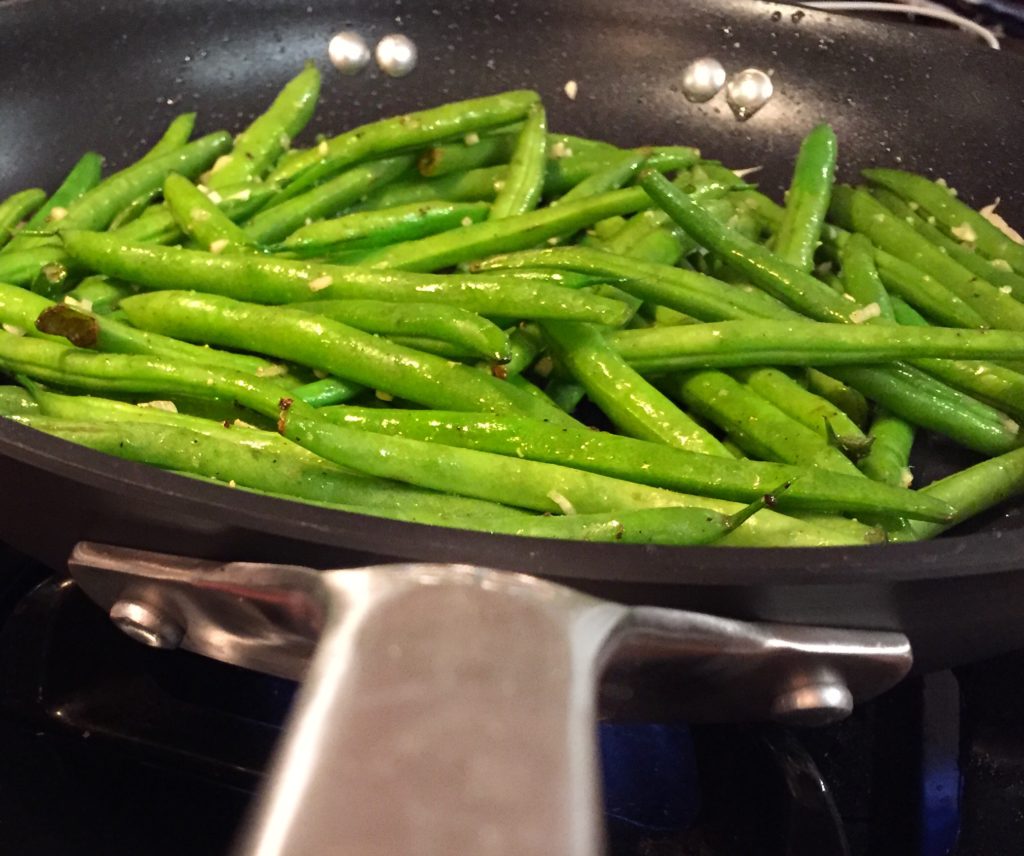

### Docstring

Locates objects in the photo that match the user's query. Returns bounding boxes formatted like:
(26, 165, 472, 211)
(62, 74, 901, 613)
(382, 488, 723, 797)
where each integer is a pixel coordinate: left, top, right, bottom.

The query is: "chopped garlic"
(209, 154, 233, 174)
(547, 490, 577, 515)
(205, 190, 223, 205)
(278, 133, 291, 150)
(318, 140, 329, 156)
(192, 207, 211, 222)
(48, 206, 68, 222)
(463, 131, 480, 146)
(1000, 285, 1013, 295)
(849, 302, 882, 324)
(228, 480, 237, 488)
(991, 259, 1013, 272)
(255, 364, 288, 378)
(138, 400, 178, 413)
(936, 177, 949, 188)
(308, 275, 333, 292)
(979, 199, 1024, 245)
(460, 216, 473, 227)
(1003, 417, 1020, 435)
(732, 166, 763, 178)
(62, 295, 93, 313)
(227, 188, 252, 202)
(209, 238, 230, 254)
(2, 324, 25, 337)
(493, 179, 506, 192)
(233, 419, 257, 429)
(548, 140, 573, 159)
(546, 237, 560, 245)
(375, 390, 394, 402)
(950, 222, 977, 243)
(312, 368, 329, 379)
(899, 468, 914, 489)
(563, 80, 578, 100)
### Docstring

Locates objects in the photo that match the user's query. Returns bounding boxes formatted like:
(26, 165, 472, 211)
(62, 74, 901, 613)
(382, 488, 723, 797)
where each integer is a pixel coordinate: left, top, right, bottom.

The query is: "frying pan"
(3, 1, 1021, 852)
(2, 0, 1023, 668)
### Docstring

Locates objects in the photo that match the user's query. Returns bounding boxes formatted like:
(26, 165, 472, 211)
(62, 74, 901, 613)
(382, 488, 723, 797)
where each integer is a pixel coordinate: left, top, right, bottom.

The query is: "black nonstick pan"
(2, 0, 1024, 677)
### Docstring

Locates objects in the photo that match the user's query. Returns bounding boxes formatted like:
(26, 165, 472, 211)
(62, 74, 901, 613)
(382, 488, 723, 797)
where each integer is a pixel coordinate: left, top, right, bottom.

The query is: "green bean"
(610, 319, 1024, 373)
(554, 147, 699, 209)
(270, 90, 540, 193)
(870, 186, 1024, 303)
(0, 190, 47, 249)
(48, 133, 231, 235)
(0, 386, 38, 416)
(321, 406, 952, 522)
(15, 412, 525, 525)
(0, 331, 872, 547)
(639, 171, 857, 324)
(828, 364, 1019, 456)
(278, 200, 490, 256)
(863, 168, 1024, 275)
(839, 233, 893, 320)
(489, 104, 547, 219)
(207, 64, 321, 189)
(0, 247, 73, 288)
(361, 187, 652, 271)
(892, 297, 1024, 420)
(243, 156, 413, 245)
(661, 370, 862, 475)
(859, 409, 915, 488)
(804, 369, 870, 428)
(541, 320, 731, 456)
(3, 152, 103, 253)
(0, 281, 282, 378)
(354, 165, 506, 210)
(119, 290, 571, 422)
(63, 232, 631, 325)
(418, 132, 617, 178)
(286, 299, 510, 361)
(829, 186, 1024, 330)
(163, 173, 256, 255)
(113, 182, 280, 246)
(109, 112, 198, 228)
(889, 446, 1024, 541)
(773, 124, 838, 272)
(291, 377, 365, 407)
(483, 498, 775, 545)
(476, 247, 799, 321)
(872, 246, 987, 328)
(732, 367, 867, 445)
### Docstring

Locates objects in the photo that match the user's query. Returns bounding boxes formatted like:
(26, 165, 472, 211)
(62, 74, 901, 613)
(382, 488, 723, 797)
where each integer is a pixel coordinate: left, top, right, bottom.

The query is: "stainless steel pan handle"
(68, 542, 912, 856)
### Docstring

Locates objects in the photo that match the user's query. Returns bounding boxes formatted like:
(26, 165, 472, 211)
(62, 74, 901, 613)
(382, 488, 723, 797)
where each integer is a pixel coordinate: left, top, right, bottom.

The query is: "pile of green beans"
(1, 66, 1023, 548)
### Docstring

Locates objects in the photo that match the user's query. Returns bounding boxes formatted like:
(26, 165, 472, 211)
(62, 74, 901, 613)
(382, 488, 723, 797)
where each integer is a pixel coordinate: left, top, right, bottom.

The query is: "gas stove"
(0, 542, 1021, 856)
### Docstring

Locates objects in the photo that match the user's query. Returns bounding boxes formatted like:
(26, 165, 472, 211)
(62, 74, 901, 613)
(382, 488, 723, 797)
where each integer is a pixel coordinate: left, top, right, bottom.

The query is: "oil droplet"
(680, 57, 726, 103)
(725, 68, 774, 121)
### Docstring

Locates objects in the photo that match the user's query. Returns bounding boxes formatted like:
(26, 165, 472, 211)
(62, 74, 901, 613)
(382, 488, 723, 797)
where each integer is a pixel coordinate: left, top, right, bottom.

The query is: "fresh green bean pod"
(321, 406, 952, 521)
(418, 132, 618, 178)
(889, 446, 1024, 541)
(361, 187, 652, 271)
(290, 377, 366, 407)
(872, 247, 987, 328)
(732, 367, 867, 445)
(119, 290, 570, 422)
(287, 299, 510, 361)
(638, 171, 858, 324)
(3, 152, 103, 253)
(270, 90, 540, 192)
(804, 369, 871, 428)
(0, 189, 47, 249)
(859, 409, 915, 488)
(863, 168, 1024, 275)
(0, 331, 874, 547)
(52, 133, 233, 234)
(476, 247, 801, 322)
(62, 232, 631, 325)
(892, 297, 1024, 420)
(489, 104, 547, 219)
(163, 173, 257, 255)
(839, 233, 893, 320)
(610, 319, 1024, 373)
(243, 156, 414, 245)
(773, 124, 838, 272)
(207, 64, 321, 188)
(662, 370, 862, 475)
(828, 364, 1020, 456)
(109, 112, 198, 228)
(0, 281, 283, 378)
(113, 183, 280, 246)
(353, 165, 506, 210)
(829, 186, 1024, 330)
(278, 200, 490, 256)
(541, 320, 731, 456)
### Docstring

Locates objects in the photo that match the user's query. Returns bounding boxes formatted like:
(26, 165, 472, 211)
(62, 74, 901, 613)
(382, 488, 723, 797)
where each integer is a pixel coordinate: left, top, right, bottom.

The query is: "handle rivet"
(109, 600, 183, 650)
